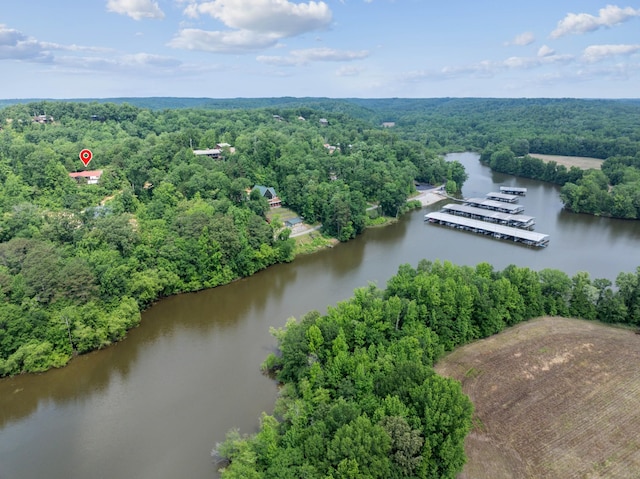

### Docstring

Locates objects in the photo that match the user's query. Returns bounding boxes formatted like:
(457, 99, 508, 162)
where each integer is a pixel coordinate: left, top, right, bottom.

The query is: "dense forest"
(1, 96, 639, 375)
(215, 261, 640, 478)
(0, 100, 460, 376)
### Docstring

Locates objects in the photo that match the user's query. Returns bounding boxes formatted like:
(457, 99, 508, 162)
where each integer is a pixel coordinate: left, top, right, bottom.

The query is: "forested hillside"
(216, 261, 640, 478)
(1, 96, 638, 375)
(0, 101, 459, 376)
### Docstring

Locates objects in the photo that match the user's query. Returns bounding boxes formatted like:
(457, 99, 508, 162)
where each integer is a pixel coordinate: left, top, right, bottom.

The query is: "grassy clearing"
(293, 230, 337, 255)
(266, 206, 300, 225)
(529, 154, 604, 170)
(435, 317, 640, 479)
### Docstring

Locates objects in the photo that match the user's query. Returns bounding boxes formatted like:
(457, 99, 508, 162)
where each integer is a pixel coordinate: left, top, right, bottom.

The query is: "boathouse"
(425, 212, 549, 247)
(500, 186, 527, 196)
(441, 204, 535, 229)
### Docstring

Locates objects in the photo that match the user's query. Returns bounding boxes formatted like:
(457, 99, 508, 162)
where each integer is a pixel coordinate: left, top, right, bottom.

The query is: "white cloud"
(257, 47, 369, 66)
(506, 31, 535, 46)
(336, 65, 363, 76)
(582, 44, 640, 62)
(399, 52, 575, 83)
(551, 5, 640, 38)
(537, 45, 555, 57)
(0, 24, 52, 61)
(187, 0, 331, 35)
(174, 0, 332, 53)
(106, 0, 165, 20)
(169, 28, 280, 53)
(54, 53, 182, 75)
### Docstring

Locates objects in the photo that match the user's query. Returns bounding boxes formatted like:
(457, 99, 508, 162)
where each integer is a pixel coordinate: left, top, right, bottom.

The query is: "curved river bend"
(1, 153, 639, 479)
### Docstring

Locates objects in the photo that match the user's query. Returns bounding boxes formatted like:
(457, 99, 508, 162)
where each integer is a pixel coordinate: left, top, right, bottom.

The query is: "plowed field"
(435, 317, 640, 479)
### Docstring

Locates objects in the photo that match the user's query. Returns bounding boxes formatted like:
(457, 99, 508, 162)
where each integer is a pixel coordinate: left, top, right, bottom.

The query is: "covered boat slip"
(486, 191, 520, 203)
(425, 212, 550, 247)
(442, 204, 535, 229)
(499, 186, 527, 196)
(465, 198, 525, 214)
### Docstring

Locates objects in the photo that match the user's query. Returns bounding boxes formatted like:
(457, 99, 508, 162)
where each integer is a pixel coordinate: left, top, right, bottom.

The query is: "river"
(1, 152, 639, 479)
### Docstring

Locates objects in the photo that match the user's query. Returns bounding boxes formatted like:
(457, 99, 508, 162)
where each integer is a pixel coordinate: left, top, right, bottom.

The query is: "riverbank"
(292, 189, 446, 256)
(412, 188, 448, 206)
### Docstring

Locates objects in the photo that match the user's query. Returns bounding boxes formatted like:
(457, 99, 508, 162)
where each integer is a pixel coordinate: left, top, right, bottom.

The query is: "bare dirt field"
(529, 153, 604, 170)
(435, 317, 640, 479)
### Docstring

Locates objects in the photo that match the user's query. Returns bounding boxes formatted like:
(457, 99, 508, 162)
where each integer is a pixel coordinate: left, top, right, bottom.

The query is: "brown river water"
(1, 152, 639, 479)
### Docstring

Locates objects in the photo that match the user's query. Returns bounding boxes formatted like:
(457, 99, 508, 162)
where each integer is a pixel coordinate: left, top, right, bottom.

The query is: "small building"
(69, 170, 103, 185)
(381, 121, 396, 128)
(284, 217, 304, 230)
(252, 185, 282, 208)
(193, 148, 222, 159)
(297, 116, 306, 121)
(33, 114, 54, 124)
(273, 114, 284, 122)
(323, 143, 338, 154)
(216, 143, 236, 154)
(319, 118, 328, 126)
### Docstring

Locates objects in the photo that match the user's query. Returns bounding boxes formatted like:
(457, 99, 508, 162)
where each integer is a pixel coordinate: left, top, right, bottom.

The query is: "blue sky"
(1, 1, 639, 98)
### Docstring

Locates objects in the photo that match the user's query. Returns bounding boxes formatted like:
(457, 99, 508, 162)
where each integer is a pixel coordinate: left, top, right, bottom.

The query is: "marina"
(499, 186, 527, 196)
(424, 212, 550, 247)
(442, 204, 535, 229)
(464, 198, 525, 214)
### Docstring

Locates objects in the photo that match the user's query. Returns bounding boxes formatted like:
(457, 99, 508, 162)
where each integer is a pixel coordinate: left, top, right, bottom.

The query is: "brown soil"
(529, 154, 604, 170)
(435, 317, 640, 479)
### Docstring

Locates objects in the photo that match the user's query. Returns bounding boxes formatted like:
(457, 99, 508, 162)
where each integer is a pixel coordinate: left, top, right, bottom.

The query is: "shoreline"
(412, 188, 448, 207)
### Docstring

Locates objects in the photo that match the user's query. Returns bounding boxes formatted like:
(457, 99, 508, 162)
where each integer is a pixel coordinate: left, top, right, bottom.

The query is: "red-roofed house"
(69, 170, 103, 185)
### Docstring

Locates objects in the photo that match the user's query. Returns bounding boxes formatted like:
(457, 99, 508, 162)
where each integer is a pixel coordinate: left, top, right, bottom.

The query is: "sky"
(1, 1, 639, 99)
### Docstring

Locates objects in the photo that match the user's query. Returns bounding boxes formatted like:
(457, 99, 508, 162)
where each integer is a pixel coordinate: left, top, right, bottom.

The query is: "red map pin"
(79, 149, 93, 167)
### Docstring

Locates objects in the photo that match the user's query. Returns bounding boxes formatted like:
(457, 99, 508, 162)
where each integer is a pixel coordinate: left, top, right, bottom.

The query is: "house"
(273, 114, 284, 122)
(252, 185, 282, 208)
(216, 143, 236, 154)
(319, 118, 328, 126)
(297, 116, 306, 121)
(69, 170, 103, 185)
(193, 148, 222, 159)
(323, 143, 339, 154)
(33, 114, 54, 124)
(285, 217, 304, 231)
(381, 121, 396, 128)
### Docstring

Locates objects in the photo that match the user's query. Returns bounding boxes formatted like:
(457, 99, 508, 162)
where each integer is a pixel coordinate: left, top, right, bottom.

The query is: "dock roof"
(425, 212, 549, 243)
(500, 186, 527, 194)
(486, 191, 519, 202)
(442, 204, 534, 224)
(465, 198, 524, 213)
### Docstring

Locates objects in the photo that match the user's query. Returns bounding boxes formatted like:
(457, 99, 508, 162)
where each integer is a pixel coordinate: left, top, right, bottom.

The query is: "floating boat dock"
(442, 204, 535, 229)
(425, 212, 549, 247)
(499, 186, 527, 196)
(465, 198, 525, 214)
(486, 192, 519, 203)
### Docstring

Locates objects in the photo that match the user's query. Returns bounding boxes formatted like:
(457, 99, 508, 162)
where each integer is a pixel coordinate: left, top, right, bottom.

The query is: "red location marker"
(79, 149, 93, 167)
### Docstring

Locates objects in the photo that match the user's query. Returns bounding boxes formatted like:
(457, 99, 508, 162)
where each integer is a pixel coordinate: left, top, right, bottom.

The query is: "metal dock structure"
(499, 186, 527, 196)
(442, 204, 535, 229)
(425, 212, 549, 247)
(486, 191, 519, 203)
(465, 198, 525, 214)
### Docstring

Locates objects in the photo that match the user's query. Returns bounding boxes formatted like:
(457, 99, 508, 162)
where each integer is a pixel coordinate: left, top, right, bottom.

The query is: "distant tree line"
(216, 260, 640, 478)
